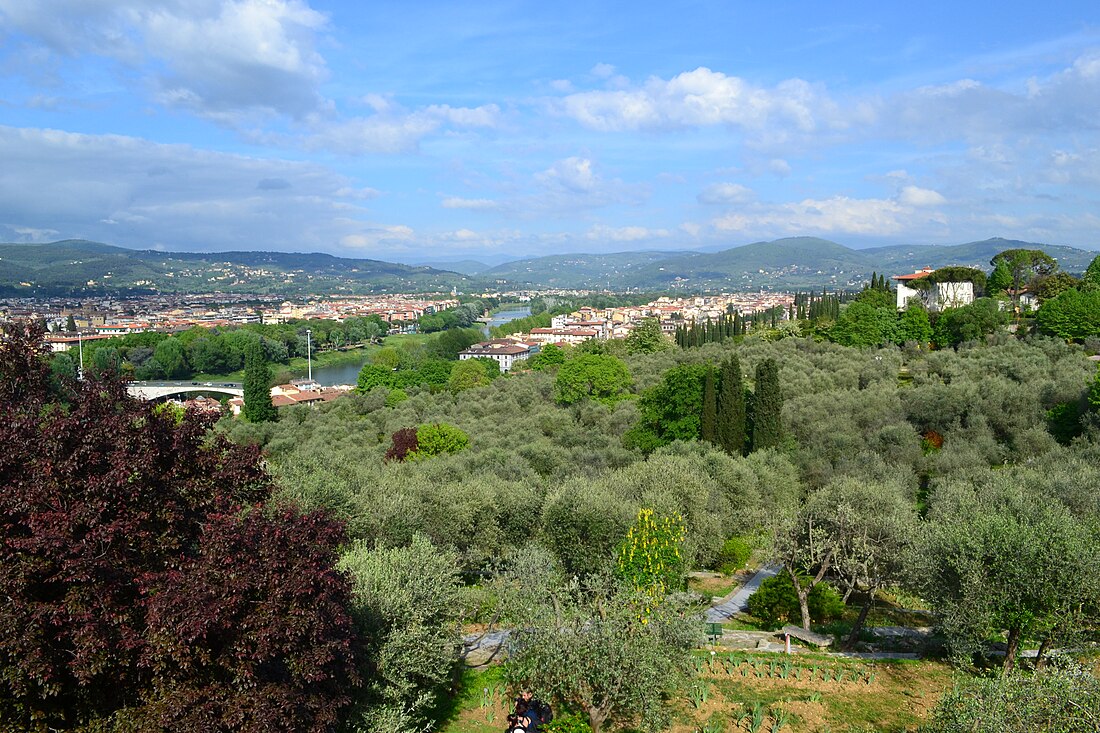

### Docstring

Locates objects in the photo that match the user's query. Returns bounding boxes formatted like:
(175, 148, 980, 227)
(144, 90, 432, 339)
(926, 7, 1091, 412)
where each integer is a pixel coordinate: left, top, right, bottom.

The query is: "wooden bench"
(779, 625, 833, 649)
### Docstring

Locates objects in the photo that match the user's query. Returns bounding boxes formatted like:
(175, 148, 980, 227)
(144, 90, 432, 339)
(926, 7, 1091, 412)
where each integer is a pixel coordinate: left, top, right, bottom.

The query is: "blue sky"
(1, 1, 1099, 262)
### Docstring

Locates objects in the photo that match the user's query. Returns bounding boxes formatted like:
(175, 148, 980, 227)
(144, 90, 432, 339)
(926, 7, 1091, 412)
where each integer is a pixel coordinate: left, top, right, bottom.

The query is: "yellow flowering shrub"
(616, 508, 686, 595)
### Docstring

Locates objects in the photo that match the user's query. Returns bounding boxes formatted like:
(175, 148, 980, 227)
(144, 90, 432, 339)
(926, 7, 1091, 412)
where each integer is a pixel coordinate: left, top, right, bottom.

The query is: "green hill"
(482, 250, 685, 288)
(0, 240, 478, 296)
(482, 237, 1099, 290)
(863, 237, 1097, 274)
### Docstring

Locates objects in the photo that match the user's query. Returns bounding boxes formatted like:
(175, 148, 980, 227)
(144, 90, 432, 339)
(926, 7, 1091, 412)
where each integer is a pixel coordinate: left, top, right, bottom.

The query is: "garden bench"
(779, 625, 833, 651)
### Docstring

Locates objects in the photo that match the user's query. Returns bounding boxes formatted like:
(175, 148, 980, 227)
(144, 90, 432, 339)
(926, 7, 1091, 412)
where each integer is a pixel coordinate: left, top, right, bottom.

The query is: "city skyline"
(2, 1, 1100, 261)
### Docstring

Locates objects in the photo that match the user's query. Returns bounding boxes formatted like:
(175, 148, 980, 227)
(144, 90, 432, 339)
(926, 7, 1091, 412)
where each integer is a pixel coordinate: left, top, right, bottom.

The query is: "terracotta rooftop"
(893, 267, 936, 281)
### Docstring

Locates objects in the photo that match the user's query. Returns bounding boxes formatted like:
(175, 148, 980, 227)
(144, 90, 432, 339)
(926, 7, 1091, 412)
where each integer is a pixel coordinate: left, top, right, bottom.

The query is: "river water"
(482, 307, 532, 335)
(307, 307, 533, 386)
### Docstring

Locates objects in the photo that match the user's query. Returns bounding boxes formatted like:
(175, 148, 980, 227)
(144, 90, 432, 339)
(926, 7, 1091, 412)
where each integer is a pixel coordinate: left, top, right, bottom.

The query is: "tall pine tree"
(717, 355, 746, 456)
(243, 342, 278, 423)
(751, 357, 782, 452)
(701, 366, 718, 444)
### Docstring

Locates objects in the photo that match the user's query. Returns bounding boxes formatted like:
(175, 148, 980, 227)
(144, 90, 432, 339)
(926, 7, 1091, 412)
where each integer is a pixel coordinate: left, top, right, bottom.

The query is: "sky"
(1, 1, 1099, 263)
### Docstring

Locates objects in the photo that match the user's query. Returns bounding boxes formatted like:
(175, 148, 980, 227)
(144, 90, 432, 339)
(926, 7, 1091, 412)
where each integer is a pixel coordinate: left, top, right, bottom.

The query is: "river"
(306, 307, 533, 386)
(482, 306, 532, 336)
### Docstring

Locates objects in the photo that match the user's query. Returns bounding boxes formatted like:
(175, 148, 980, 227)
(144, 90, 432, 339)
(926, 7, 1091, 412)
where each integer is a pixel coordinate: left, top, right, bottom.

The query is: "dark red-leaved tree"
(0, 323, 359, 731)
(384, 426, 420, 462)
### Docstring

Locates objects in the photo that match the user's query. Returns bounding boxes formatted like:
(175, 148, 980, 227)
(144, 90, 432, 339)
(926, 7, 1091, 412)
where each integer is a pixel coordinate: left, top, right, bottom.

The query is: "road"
(706, 564, 782, 622)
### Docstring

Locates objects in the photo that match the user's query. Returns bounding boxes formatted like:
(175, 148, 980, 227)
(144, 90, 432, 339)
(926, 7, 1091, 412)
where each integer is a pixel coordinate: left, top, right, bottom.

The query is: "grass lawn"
(688, 574, 743, 600)
(438, 666, 513, 733)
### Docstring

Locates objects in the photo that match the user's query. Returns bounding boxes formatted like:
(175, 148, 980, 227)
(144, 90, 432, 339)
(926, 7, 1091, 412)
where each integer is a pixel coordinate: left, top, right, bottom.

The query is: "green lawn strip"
(438, 666, 509, 733)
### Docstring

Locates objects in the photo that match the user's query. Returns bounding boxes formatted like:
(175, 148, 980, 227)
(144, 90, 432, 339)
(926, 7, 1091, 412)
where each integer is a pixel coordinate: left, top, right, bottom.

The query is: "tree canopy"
(0, 323, 359, 732)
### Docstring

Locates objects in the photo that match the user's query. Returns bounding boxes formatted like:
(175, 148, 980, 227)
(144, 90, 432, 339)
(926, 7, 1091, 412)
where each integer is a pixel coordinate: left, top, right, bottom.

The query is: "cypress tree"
(243, 342, 278, 423)
(717, 355, 746, 456)
(701, 366, 718, 444)
(751, 357, 782, 452)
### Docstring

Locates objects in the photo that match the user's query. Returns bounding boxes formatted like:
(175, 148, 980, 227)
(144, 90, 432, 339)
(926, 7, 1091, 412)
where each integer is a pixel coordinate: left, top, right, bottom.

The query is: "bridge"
(127, 381, 244, 401)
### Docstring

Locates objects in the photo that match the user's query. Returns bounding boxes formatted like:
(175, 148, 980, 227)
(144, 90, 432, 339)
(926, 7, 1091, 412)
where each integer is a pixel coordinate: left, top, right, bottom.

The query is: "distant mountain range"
(483, 237, 1099, 290)
(0, 240, 476, 297)
(0, 237, 1095, 297)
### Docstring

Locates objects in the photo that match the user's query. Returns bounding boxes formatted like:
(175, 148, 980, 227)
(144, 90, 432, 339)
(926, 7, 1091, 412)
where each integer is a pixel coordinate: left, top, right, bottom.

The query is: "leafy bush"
(616, 508, 686, 594)
(385, 388, 409, 407)
(715, 536, 753, 574)
(414, 422, 470, 458)
(554, 354, 633, 405)
(921, 666, 1100, 733)
(746, 573, 845, 628)
(385, 427, 420, 462)
(544, 712, 593, 733)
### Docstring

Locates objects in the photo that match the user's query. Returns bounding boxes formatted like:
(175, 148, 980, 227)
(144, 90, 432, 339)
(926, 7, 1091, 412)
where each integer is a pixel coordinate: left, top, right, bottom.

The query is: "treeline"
(527, 292, 659, 315)
(51, 316, 386, 380)
(416, 301, 484, 332)
(675, 251, 1100, 352)
(354, 327, 487, 392)
(490, 311, 552, 338)
(675, 304, 802, 348)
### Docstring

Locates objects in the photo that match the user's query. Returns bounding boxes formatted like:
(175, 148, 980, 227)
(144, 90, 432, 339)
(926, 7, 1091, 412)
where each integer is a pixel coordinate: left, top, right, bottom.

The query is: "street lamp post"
(306, 329, 312, 382)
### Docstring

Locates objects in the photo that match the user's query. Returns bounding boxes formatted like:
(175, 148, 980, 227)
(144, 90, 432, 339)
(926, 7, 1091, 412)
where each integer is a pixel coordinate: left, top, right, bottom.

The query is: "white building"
(458, 339, 539, 372)
(893, 268, 975, 312)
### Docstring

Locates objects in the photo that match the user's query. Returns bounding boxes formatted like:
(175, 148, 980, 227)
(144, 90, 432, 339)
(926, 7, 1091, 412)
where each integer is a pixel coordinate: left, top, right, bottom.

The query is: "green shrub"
(715, 536, 753, 574)
(746, 573, 845, 628)
(384, 388, 408, 407)
(921, 665, 1100, 733)
(545, 713, 593, 733)
(413, 422, 470, 458)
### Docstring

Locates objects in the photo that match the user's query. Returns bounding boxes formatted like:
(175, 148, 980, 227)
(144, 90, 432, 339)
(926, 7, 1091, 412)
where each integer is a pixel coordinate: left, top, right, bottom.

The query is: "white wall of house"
(896, 280, 975, 312)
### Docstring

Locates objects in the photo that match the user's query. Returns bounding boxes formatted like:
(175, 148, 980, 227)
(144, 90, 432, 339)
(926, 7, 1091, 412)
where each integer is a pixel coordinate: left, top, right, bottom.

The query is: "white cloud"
(340, 225, 414, 250)
(591, 63, 616, 79)
(559, 67, 857, 141)
(441, 196, 499, 210)
(306, 103, 500, 154)
(426, 103, 500, 128)
(537, 156, 598, 192)
(768, 158, 792, 177)
(586, 224, 670, 242)
(306, 113, 441, 155)
(0, 0, 330, 120)
(711, 186, 950, 237)
(7, 225, 60, 242)
(898, 185, 947, 207)
(698, 182, 754, 205)
(0, 125, 382, 252)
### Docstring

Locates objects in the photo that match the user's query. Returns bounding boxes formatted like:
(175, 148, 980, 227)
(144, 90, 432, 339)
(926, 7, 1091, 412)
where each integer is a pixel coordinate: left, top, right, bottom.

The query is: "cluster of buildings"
(3, 293, 464, 352)
(223, 378, 354, 415)
(457, 292, 797, 371)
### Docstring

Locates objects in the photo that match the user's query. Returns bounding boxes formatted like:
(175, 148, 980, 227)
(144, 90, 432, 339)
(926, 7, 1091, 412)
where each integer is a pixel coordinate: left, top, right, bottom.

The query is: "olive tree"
(337, 536, 462, 733)
(910, 481, 1100, 672)
(505, 576, 699, 733)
